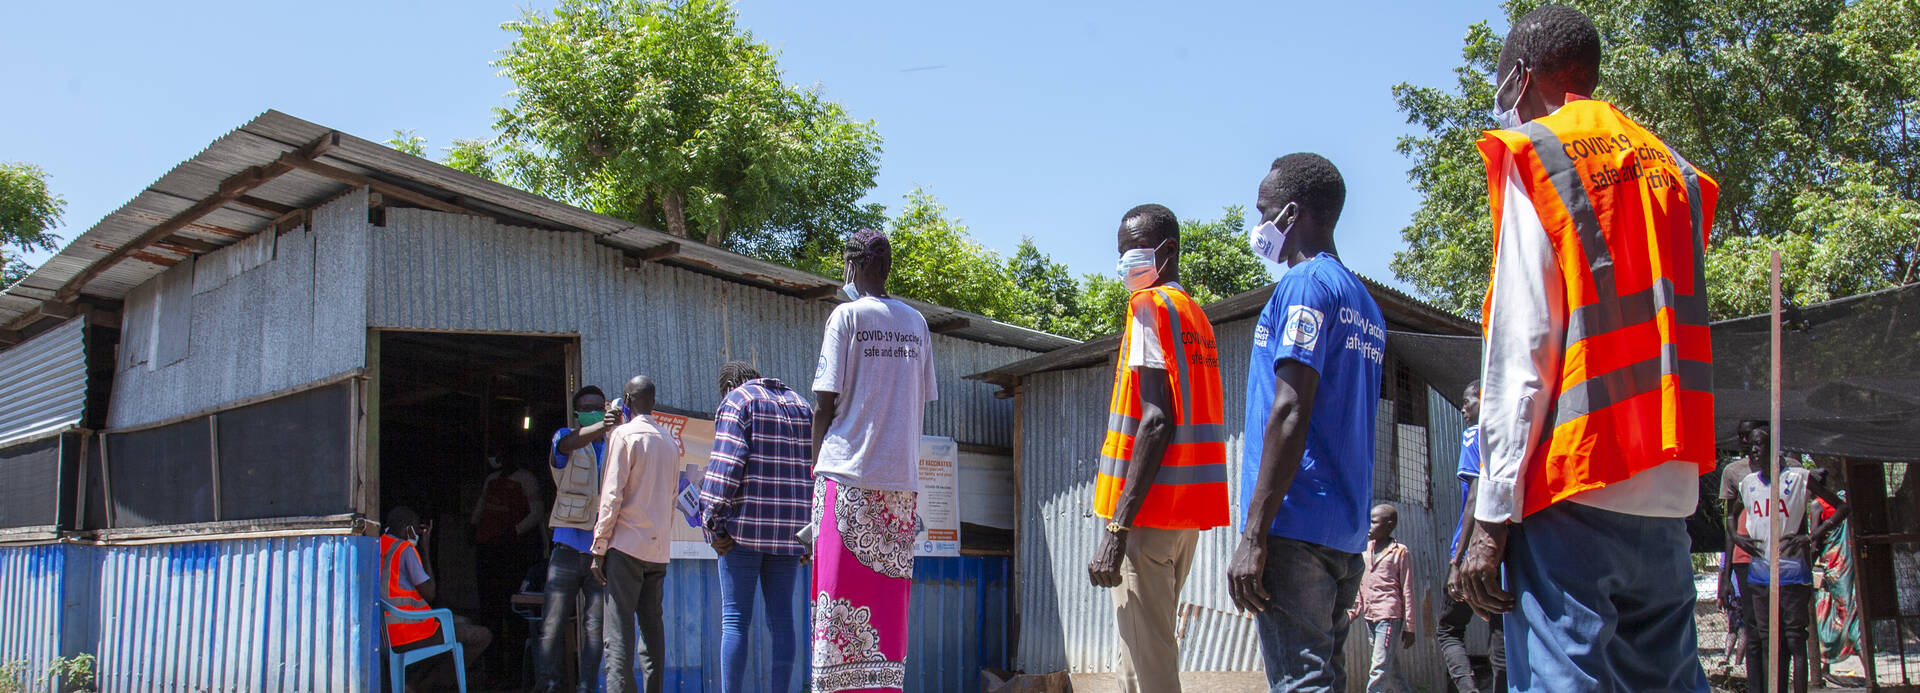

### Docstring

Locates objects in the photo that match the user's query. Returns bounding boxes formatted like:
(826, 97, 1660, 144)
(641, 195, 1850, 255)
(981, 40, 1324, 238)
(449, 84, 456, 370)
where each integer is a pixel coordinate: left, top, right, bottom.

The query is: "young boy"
(1350, 504, 1416, 693)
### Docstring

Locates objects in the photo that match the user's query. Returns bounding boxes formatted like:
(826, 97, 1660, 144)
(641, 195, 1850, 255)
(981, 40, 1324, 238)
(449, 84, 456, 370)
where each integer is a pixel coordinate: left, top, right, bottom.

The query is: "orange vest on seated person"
(1478, 97, 1719, 518)
(379, 534, 440, 647)
(1095, 285, 1229, 530)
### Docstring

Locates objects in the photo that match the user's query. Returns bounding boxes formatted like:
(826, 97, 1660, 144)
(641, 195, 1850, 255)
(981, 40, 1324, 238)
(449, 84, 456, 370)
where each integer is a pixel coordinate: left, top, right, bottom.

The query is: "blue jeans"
(1252, 535, 1364, 693)
(1504, 501, 1709, 693)
(1365, 619, 1410, 693)
(717, 544, 804, 693)
(537, 544, 604, 693)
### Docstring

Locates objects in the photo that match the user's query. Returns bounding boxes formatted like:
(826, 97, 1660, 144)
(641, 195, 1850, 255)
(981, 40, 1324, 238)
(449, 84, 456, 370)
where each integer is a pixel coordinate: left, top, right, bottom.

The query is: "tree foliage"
(1, 161, 65, 287)
(1393, 0, 1920, 317)
(492, 0, 884, 264)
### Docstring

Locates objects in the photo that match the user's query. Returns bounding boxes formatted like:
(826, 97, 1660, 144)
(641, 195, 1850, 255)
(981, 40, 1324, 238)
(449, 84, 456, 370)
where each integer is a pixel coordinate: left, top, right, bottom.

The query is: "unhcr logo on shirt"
(1282, 305, 1323, 352)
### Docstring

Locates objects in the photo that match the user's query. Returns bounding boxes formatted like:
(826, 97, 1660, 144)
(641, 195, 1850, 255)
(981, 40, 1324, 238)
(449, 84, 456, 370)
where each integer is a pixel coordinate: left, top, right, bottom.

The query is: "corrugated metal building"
(970, 279, 1490, 691)
(0, 111, 1066, 692)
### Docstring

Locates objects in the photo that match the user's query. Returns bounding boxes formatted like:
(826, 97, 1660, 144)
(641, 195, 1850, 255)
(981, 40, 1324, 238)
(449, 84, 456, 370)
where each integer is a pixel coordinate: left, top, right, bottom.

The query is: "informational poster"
(654, 409, 961, 560)
(915, 436, 962, 557)
(653, 411, 722, 560)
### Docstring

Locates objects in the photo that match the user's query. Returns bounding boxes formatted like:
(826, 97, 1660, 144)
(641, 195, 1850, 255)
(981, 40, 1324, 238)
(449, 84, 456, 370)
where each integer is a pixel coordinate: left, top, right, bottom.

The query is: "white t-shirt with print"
(812, 296, 939, 491)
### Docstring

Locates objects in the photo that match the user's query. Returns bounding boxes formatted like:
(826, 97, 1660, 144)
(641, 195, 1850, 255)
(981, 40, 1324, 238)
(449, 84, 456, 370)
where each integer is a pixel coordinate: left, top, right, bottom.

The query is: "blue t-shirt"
(1240, 253, 1386, 554)
(1450, 425, 1481, 555)
(550, 427, 605, 554)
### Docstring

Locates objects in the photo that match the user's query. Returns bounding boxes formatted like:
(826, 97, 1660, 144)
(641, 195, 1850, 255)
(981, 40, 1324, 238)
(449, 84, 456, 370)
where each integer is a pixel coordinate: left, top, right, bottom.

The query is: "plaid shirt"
(698, 378, 815, 554)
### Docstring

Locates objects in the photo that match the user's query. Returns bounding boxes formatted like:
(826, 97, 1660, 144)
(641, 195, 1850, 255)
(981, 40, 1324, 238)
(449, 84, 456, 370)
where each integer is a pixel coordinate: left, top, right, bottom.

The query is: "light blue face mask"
(1115, 239, 1168, 291)
(1492, 64, 1527, 130)
(842, 282, 860, 301)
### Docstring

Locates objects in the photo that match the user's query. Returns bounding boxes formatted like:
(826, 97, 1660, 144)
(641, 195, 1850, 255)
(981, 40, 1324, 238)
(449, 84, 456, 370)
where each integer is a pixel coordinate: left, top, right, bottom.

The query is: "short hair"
(1260, 153, 1346, 230)
(1120, 204, 1180, 245)
(844, 228, 892, 267)
(1499, 5, 1601, 96)
(572, 385, 606, 407)
(718, 361, 761, 393)
(1738, 420, 1768, 436)
(1463, 380, 1482, 397)
(386, 506, 420, 531)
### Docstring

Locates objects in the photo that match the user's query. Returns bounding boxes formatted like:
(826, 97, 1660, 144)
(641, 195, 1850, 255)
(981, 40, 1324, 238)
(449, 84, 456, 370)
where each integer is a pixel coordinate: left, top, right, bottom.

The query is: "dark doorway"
(377, 330, 572, 691)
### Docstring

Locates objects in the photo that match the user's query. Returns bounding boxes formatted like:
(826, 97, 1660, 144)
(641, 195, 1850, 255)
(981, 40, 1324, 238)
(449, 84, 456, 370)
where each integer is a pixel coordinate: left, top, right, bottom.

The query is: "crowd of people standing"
(370, 4, 1854, 692)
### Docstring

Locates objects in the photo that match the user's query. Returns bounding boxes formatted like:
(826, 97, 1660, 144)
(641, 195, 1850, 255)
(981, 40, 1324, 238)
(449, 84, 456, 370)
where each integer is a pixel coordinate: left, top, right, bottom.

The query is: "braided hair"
(718, 361, 761, 394)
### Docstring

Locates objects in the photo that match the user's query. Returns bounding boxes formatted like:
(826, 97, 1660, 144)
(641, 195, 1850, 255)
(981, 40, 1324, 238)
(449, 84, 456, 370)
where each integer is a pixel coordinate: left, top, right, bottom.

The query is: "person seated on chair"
(382, 506, 493, 692)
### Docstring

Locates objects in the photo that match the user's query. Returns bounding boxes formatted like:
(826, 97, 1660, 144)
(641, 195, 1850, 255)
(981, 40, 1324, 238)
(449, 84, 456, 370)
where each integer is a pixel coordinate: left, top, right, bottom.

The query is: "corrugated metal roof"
(968, 276, 1478, 384)
(1, 110, 1075, 354)
(0, 317, 86, 447)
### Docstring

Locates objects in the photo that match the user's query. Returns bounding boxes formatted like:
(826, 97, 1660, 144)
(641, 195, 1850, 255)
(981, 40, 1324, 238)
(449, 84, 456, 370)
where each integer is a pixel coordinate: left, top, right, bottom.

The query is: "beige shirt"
(591, 414, 679, 564)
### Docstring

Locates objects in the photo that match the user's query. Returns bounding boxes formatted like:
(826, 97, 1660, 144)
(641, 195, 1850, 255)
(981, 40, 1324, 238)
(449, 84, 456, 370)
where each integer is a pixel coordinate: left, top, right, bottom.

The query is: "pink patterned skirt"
(810, 476, 917, 692)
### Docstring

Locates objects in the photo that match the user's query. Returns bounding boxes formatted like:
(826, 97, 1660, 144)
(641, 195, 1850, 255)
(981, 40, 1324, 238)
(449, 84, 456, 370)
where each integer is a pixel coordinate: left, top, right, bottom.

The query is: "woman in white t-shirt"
(805, 228, 937, 693)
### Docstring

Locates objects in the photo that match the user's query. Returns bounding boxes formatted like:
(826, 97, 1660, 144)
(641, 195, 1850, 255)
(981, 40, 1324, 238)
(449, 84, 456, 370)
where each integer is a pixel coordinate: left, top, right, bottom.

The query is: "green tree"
(1177, 205, 1272, 305)
(883, 188, 1017, 319)
(384, 129, 428, 157)
(1005, 237, 1083, 338)
(493, 0, 884, 265)
(443, 138, 503, 181)
(1, 161, 65, 287)
(1393, 0, 1920, 317)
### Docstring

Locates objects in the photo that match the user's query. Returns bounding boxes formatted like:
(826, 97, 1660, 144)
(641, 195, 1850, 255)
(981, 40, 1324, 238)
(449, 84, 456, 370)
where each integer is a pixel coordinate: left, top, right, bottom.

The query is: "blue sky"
(2, 0, 1508, 293)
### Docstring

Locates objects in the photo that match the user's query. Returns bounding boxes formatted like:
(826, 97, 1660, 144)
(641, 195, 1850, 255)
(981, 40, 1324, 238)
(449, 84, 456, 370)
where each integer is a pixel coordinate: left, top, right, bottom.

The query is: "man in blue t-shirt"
(1438, 381, 1504, 693)
(1227, 153, 1386, 692)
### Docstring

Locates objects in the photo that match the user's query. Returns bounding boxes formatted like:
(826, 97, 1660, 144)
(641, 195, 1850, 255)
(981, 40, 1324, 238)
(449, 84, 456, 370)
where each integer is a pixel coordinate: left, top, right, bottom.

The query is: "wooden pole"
(1768, 250, 1784, 692)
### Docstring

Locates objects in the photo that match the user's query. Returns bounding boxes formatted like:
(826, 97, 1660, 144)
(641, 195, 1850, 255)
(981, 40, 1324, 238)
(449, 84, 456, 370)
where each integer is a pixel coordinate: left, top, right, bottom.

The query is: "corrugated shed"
(106, 192, 369, 429)
(368, 209, 1028, 447)
(0, 544, 64, 692)
(648, 555, 1010, 693)
(0, 317, 86, 447)
(92, 535, 378, 693)
(1013, 313, 1471, 688)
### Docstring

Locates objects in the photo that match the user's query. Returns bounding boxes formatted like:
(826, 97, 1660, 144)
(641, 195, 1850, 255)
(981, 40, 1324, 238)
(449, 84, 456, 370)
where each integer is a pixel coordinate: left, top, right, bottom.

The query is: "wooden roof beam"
(285, 155, 468, 216)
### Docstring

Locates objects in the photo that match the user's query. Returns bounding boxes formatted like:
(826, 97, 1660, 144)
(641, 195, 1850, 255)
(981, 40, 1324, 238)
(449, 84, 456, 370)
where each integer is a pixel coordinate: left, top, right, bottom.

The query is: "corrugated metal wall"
(0, 544, 65, 691)
(0, 317, 86, 447)
(92, 536, 379, 693)
(1013, 314, 1472, 690)
(108, 191, 371, 429)
(368, 209, 1028, 447)
(647, 555, 1011, 693)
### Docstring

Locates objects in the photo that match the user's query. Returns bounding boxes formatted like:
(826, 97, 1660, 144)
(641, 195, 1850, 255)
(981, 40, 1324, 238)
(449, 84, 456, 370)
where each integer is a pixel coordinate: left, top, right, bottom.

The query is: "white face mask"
(1492, 64, 1527, 130)
(1115, 240, 1168, 291)
(1248, 203, 1296, 264)
(841, 282, 860, 301)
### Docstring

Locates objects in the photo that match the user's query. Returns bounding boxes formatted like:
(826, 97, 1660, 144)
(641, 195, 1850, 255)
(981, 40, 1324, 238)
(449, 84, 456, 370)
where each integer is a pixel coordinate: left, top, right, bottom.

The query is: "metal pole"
(1769, 250, 1784, 692)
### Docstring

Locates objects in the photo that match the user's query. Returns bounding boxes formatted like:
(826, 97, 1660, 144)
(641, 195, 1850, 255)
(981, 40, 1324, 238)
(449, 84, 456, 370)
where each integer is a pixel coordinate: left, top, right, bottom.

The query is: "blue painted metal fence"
(0, 544, 66, 691)
(655, 555, 1011, 693)
(90, 536, 379, 693)
(4, 541, 1008, 693)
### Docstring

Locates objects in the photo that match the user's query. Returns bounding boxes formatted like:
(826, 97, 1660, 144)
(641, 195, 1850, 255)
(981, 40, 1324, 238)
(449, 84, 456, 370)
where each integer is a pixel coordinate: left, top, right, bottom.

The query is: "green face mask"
(576, 411, 605, 428)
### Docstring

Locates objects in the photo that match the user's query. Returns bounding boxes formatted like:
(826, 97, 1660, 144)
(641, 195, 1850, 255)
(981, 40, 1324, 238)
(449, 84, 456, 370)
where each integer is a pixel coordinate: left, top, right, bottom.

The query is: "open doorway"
(377, 330, 573, 690)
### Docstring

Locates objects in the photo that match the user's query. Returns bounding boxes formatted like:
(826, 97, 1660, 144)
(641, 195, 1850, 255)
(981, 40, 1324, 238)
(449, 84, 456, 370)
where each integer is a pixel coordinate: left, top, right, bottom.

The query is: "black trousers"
(1436, 593, 1505, 693)
(601, 550, 667, 693)
(1746, 582, 1813, 693)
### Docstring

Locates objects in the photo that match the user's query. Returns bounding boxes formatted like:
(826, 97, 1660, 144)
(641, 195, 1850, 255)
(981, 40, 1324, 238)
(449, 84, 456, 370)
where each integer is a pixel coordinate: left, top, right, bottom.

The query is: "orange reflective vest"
(379, 534, 440, 648)
(1095, 285, 1229, 530)
(1478, 98, 1719, 517)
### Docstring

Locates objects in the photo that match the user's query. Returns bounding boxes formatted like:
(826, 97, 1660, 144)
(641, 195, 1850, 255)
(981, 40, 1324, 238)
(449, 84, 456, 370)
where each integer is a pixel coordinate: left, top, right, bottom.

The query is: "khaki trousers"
(1111, 526, 1199, 693)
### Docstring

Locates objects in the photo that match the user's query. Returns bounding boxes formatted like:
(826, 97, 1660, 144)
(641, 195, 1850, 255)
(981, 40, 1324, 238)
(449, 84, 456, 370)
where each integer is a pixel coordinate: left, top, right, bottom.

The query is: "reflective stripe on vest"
(379, 535, 440, 647)
(1094, 286, 1230, 530)
(1479, 99, 1719, 517)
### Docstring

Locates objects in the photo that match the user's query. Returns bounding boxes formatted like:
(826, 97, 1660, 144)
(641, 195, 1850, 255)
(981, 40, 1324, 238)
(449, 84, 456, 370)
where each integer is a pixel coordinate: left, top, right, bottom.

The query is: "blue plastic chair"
(380, 598, 466, 693)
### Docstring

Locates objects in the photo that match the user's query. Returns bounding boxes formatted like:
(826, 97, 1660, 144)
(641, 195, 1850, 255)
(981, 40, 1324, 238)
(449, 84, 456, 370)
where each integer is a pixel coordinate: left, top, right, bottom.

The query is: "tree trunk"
(662, 189, 689, 238)
(706, 206, 727, 247)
